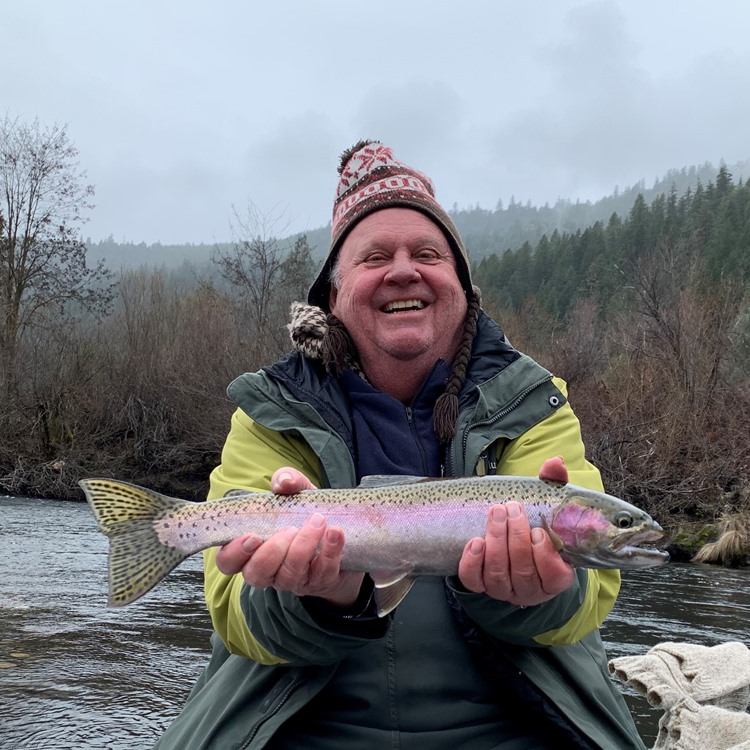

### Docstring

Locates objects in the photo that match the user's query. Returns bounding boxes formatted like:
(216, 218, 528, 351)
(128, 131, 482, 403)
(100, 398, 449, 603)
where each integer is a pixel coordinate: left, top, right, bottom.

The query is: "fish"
(79, 474, 668, 616)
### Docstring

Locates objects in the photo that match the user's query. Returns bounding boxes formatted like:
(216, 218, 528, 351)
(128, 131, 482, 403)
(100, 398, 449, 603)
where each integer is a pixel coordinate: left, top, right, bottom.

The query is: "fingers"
(273, 514, 327, 591)
(245, 526, 303, 589)
(215, 512, 361, 608)
(457, 502, 574, 607)
(529, 527, 576, 595)
(215, 533, 263, 575)
(482, 504, 517, 601)
(308, 527, 347, 587)
(457, 537, 487, 593)
(538, 456, 568, 484)
(272, 467, 317, 494)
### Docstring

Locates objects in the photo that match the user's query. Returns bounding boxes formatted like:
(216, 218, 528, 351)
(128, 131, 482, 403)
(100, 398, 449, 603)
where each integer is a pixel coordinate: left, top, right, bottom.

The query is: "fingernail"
(277, 471, 293, 485)
(308, 513, 325, 528)
(531, 528, 545, 545)
(506, 502, 521, 519)
(491, 506, 506, 523)
(470, 538, 484, 555)
(241, 535, 261, 553)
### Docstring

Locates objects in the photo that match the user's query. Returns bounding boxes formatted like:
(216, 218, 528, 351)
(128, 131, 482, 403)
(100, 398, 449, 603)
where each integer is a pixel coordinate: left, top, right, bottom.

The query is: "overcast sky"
(3, 0, 750, 245)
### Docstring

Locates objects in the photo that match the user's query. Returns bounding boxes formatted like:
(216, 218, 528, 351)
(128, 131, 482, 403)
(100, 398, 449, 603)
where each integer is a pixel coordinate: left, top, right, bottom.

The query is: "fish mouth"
(561, 526, 670, 569)
(382, 299, 427, 313)
(605, 527, 669, 567)
(609, 526, 664, 551)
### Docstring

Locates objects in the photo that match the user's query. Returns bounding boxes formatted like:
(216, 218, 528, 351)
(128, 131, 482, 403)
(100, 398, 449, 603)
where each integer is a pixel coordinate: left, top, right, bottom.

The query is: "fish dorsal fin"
(224, 488, 249, 498)
(370, 569, 417, 616)
(358, 474, 428, 488)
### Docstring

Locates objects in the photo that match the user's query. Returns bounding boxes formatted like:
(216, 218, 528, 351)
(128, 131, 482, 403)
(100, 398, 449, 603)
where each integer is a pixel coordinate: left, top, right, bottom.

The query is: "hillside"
(85, 158, 750, 271)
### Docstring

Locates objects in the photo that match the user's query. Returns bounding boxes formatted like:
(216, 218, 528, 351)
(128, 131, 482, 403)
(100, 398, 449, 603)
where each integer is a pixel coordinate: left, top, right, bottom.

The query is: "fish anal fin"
(371, 575, 417, 617)
(370, 567, 411, 587)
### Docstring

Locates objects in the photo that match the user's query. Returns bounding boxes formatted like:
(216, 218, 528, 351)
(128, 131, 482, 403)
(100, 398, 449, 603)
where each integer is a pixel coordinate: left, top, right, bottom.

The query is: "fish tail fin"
(79, 478, 191, 607)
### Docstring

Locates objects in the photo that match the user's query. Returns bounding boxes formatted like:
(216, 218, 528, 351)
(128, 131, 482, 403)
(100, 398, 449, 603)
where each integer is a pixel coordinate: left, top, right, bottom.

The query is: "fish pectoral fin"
(541, 516, 565, 552)
(358, 474, 428, 488)
(370, 567, 412, 587)
(370, 573, 417, 617)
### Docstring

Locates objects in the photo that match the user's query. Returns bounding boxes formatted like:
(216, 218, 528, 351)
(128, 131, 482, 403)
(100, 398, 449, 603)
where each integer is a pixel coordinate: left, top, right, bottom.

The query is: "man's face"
(329, 207, 468, 369)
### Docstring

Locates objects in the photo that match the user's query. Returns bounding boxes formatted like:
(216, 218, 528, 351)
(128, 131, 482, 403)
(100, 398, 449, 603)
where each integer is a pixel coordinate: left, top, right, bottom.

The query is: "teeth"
(384, 300, 425, 313)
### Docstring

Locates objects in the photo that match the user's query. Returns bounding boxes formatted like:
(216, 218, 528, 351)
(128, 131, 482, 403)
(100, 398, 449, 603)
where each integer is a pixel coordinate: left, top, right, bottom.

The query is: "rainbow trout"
(80, 474, 668, 616)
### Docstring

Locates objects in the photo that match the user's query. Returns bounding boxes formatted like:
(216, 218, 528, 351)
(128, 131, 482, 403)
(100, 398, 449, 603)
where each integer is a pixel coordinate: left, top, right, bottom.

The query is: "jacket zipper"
(239, 679, 304, 750)
(445, 376, 551, 477)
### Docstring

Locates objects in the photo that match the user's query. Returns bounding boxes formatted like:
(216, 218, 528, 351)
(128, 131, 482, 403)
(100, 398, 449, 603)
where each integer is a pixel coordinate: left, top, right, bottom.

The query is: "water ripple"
(2, 497, 749, 748)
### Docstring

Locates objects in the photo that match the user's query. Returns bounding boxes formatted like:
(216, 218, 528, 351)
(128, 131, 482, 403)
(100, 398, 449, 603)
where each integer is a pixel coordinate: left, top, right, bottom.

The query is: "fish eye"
(613, 511, 633, 529)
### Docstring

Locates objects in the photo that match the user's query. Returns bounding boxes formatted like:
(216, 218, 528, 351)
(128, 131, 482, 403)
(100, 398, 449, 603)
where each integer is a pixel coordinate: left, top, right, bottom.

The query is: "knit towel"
(609, 641, 750, 710)
(651, 697, 750, 750)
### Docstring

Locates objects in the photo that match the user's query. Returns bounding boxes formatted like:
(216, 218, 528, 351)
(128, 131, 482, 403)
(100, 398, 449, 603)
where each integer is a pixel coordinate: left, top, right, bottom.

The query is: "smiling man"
(154, 141, 646, 750)
(329, 208, 468, 400)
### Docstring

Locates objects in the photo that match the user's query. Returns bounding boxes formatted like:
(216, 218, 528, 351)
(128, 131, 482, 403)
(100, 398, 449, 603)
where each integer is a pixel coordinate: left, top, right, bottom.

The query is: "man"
(155, 141, 645, 749)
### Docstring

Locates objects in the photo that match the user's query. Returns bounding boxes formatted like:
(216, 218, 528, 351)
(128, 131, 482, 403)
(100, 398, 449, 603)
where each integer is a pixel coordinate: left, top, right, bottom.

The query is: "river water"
(1, 496, 749, 749)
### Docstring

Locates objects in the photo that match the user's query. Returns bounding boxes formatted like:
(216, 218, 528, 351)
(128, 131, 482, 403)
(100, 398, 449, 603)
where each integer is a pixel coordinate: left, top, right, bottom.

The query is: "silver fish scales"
(80, 474, 668, 616)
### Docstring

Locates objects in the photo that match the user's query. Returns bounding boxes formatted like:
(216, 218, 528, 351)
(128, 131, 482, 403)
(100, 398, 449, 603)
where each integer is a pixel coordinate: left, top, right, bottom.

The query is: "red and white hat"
(308, 140, 473, 311)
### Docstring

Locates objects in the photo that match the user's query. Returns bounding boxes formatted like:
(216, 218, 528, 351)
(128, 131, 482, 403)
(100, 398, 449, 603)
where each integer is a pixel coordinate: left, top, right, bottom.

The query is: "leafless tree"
(212, 204, 315, 367)
(0, 116, 114, 397)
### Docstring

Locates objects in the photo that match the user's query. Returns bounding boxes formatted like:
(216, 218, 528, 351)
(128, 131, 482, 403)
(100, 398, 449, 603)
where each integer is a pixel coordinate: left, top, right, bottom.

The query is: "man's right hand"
(214, 467, 365, 609)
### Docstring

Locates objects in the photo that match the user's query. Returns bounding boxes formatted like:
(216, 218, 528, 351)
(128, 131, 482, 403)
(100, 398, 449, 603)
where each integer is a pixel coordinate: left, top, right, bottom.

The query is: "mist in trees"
(0, 118, 318, 498)
(212, 205, 316, 367)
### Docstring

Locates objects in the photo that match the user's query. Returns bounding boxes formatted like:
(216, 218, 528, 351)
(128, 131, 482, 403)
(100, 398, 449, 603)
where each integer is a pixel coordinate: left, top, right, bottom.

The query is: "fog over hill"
(86, 157, 750, 273)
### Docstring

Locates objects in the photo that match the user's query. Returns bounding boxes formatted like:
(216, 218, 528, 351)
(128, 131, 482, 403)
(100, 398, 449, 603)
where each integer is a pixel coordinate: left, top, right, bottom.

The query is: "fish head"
(550, 486, 669, 569)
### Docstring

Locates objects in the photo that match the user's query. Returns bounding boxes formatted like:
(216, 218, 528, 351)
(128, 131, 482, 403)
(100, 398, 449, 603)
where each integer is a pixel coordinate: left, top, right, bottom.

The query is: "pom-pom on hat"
(308, 140, 474, 311)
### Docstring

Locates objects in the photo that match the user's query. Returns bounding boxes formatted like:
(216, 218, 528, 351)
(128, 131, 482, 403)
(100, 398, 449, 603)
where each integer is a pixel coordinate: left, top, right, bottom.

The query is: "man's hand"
(215, 468, 365, 609)
(456, 456, 575, 607)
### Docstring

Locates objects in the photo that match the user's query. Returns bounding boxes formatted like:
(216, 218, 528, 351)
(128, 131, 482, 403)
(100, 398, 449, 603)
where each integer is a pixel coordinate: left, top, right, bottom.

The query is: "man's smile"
(382, 299, 427, 313)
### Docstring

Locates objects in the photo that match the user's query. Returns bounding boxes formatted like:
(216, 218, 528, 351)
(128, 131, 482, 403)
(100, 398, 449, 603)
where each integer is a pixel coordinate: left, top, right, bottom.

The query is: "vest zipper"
(404, 406, 429, 475)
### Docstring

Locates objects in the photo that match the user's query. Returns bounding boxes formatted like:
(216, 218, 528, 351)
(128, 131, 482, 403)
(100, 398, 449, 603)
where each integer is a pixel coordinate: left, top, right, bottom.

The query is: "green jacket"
(155, 314, 645, 750)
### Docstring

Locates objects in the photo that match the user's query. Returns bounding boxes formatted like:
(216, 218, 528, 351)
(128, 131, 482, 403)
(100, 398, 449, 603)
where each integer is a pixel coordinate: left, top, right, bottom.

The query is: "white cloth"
(609, 641, 750, 750)
(651, 698, 750, 750)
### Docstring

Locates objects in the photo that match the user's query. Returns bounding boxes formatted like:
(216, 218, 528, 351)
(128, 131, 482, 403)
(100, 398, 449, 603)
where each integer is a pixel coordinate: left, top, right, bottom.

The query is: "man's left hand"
(456, 456, 576, 607)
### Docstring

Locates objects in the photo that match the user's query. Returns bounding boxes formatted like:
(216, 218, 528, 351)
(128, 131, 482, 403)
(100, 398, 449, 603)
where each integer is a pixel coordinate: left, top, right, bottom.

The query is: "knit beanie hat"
(308, 139, 474, 311)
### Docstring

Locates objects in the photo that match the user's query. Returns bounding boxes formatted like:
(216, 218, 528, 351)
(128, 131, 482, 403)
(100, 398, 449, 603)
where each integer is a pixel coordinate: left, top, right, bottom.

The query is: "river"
(1, 496, 749, 749)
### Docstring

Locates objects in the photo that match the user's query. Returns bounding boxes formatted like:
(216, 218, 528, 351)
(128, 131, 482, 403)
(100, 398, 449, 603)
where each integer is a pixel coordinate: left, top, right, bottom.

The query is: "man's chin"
(378, 336, 433, 361)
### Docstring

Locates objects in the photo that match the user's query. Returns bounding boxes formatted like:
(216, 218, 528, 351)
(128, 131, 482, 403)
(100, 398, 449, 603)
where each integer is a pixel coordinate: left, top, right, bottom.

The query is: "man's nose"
(384, 250, 420, 283)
